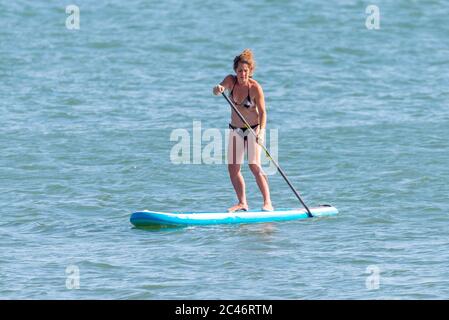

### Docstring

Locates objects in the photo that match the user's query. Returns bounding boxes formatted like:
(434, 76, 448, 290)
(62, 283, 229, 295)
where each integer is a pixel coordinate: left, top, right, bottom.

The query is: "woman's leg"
(248, 133, 273, 211)
(227, 132, 247, 212)
(248, 164, 273, 211)
(228, 163, 247, 211)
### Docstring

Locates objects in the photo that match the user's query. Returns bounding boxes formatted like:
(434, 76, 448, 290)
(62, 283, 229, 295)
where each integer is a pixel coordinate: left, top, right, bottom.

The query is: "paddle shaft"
(221, 92, 312, 217)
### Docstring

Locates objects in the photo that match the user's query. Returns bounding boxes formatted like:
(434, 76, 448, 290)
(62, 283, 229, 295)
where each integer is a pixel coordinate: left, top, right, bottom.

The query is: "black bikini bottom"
(229, 123, 260, 141)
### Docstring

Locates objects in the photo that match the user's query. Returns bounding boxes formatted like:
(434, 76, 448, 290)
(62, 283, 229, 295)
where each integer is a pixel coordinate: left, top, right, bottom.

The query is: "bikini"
(228, 76, 259, 141)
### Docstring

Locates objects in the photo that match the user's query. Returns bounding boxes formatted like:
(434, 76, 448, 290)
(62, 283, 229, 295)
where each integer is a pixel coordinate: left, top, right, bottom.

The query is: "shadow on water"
(130, 221, 279, 235)
(130, 224, 187, 232)
(129, 214, 340, 233)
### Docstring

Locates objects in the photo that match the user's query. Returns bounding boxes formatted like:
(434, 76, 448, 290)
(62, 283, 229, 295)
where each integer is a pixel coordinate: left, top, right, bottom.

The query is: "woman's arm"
(255, 84, 267, 143)
(213, 74, 234, 95)
(255, 84, 266, 129)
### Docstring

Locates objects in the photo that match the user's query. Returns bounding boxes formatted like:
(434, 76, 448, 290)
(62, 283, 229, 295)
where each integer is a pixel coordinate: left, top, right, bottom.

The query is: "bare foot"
(227, 203, 248, 212)
(262, 203, 274, 211)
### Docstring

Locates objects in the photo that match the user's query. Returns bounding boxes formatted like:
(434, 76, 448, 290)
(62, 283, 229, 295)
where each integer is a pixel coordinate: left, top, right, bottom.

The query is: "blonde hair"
(233, 49, 256, 77)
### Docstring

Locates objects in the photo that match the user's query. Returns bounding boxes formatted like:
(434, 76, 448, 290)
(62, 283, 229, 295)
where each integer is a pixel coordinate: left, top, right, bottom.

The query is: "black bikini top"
(229, 76, 255, 108)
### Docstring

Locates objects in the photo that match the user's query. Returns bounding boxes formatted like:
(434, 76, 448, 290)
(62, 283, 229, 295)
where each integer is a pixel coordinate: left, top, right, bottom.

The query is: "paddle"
(221, 92, 313, 217)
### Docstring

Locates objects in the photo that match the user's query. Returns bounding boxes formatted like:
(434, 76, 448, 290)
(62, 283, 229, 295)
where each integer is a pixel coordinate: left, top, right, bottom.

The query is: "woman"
(213, 49, 273, 212)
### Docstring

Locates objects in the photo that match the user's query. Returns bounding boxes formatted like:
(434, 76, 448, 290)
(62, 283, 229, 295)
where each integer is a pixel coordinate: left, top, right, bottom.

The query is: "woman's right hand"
(213, 84, 225, 95)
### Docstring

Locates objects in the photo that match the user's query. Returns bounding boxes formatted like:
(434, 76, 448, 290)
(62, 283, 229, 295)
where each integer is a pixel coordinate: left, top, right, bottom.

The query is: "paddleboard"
(130, 204, 338, 227)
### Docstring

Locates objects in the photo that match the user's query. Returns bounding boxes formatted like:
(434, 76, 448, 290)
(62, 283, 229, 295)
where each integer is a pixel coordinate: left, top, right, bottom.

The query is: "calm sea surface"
(1, 0, 449, 299)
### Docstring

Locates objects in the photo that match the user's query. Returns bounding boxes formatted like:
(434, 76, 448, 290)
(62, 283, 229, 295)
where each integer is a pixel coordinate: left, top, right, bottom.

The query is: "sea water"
(1, 0, 448, 299)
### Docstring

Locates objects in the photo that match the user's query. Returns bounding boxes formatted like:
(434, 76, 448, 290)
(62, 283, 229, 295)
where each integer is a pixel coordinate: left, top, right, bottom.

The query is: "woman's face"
(235, 62, 251, 83)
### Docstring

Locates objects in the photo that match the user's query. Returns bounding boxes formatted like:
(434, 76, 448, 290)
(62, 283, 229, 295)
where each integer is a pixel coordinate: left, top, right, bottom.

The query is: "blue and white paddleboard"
(130, 205, 338, 227)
